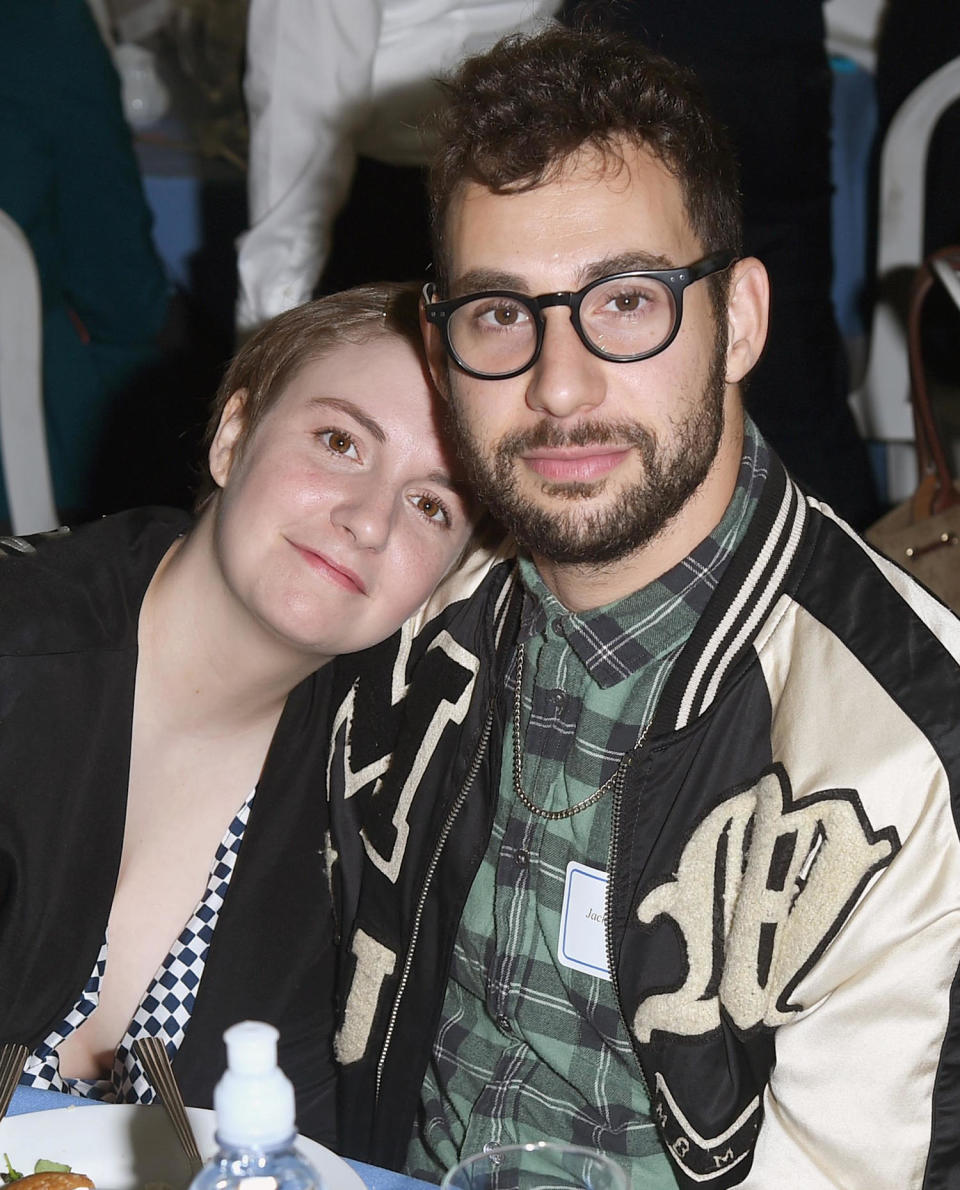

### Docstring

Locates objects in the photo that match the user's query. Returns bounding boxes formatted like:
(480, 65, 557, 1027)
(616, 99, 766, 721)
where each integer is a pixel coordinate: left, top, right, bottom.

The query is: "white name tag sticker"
(557, 861, 611, 980)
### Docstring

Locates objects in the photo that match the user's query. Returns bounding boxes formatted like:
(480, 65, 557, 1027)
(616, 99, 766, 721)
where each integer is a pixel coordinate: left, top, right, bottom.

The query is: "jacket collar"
(653, 453, 810, 733)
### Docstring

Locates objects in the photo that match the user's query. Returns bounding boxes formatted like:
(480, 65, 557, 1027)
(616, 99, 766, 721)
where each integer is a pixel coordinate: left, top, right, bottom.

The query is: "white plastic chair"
(850, 55, 960, 502)
(0, 208, 58, 534)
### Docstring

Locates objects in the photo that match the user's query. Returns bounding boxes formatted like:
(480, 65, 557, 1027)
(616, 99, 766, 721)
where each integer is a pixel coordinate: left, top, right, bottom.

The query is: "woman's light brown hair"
(196, 282, 422, 507)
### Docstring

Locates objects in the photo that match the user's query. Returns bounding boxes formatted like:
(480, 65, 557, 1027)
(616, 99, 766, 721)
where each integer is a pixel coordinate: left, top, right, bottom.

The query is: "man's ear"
(208, 391, 247, 489)
(724, 257, 770, 385)
(419, 301, 451, 400)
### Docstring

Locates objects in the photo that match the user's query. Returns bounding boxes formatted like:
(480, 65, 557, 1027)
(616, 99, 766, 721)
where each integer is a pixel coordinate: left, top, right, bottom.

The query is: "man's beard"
(446, 329, 729, 567)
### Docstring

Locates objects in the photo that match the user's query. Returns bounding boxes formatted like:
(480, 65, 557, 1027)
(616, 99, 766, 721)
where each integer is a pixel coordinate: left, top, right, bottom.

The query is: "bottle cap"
(214, 1021, 296, 1146)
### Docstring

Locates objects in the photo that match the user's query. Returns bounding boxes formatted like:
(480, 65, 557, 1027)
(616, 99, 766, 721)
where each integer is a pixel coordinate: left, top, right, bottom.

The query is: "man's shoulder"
(327, 530, 518, 771)
(333, 529, 519, 688)
(412, 523, 518, 630)
(793, 497, 960, 648)
(764, 496, 960, 731)
(668, 474, 960, 735)
(326, 531, 518, 889)
(728, 463, 960, 661)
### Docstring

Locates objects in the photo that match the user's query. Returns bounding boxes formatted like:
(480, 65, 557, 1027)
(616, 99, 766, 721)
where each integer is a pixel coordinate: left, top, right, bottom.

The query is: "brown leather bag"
(865, 246, 960, 611)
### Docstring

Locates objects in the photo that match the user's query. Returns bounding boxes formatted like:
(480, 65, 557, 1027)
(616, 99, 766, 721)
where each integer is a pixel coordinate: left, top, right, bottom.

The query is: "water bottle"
(188, 1021, 326, 1190)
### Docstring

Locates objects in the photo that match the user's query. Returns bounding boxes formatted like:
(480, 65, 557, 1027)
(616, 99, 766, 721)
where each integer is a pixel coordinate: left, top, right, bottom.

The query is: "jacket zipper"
(605, 734, 652, 1102)
(375, 701, 496, 1102)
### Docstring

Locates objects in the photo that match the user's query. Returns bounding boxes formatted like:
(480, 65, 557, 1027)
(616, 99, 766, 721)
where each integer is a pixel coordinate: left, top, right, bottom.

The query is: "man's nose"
(523, 308, 607, 419)
(330, 480, 395, 550)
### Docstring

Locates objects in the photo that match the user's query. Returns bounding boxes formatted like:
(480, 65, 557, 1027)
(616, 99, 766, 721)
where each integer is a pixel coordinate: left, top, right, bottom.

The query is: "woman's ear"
(208, 391, 247, 489)
(724, 257, 770, 385)
(419, 300, 451, 400)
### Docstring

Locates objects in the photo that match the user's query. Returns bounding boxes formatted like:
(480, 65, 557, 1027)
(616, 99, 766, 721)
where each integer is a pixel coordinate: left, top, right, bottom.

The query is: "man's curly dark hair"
(428, 24, 743, 314)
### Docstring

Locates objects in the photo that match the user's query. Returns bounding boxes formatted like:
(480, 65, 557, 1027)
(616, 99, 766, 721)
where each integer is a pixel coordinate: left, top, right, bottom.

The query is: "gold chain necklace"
(511, 642, 645, 821)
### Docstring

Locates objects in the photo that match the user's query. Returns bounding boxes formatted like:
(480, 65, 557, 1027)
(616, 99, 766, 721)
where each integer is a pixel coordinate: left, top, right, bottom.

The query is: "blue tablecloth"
(8, 1087, 433, 1190)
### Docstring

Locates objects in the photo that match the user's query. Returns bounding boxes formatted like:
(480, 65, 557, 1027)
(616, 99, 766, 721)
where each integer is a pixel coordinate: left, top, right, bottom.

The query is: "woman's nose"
(329, 481, 396, 550)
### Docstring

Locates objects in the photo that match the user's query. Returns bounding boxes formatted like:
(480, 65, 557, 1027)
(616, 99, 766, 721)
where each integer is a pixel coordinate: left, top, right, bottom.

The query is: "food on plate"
(10, 1176, 94, 1190)
(2, 1157, 93, 1190)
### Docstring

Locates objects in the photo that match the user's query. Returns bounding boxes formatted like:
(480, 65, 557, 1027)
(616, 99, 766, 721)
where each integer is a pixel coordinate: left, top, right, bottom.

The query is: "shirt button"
(553, 690, 565, 709)
(515, 849, 529, 868)
(552, 617, 564, 635)
(495, 1014, 513, 1035)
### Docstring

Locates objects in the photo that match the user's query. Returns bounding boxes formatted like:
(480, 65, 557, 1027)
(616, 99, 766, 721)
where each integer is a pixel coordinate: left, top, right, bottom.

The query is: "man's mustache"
(498, 419, 653, 457)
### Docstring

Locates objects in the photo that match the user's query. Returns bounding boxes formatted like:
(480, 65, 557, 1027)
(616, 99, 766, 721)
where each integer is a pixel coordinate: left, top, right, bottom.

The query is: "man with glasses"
(328, 27, 960, 1189)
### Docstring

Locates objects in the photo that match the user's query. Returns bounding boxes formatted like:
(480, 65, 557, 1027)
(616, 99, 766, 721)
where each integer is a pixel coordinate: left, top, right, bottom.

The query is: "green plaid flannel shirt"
(406, 420, 768, 1185)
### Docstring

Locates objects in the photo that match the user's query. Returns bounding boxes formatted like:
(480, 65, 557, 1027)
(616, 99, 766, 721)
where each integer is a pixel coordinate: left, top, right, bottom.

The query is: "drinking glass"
(440, 1141, 629, 1190)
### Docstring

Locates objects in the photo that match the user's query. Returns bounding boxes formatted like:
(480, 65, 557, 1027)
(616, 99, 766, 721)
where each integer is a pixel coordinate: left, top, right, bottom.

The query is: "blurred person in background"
(875, 0, 960, 391)
(234, 0, 560, 338)
(0, 0, 170, 526)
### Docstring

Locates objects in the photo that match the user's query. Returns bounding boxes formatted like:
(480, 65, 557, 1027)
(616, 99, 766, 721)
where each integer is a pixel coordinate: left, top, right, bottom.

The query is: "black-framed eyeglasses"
(422, 250, 736, 380)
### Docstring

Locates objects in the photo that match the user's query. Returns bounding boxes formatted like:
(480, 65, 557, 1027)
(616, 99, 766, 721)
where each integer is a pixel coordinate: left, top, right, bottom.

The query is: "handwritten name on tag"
(557, 861, 611, 980)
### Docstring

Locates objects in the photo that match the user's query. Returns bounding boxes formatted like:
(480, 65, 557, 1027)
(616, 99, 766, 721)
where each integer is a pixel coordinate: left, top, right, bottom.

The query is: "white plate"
(0, 1104, 365, 1190)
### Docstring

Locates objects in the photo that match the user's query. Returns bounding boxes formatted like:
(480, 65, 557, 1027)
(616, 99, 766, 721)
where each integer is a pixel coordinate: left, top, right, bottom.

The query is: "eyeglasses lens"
(446, 277, 678, 376)
(447, 297, 538, 377)
(579, 276, 677, 359)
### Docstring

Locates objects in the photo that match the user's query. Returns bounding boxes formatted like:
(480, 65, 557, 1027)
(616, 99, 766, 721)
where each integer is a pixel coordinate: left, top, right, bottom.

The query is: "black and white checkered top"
(19, 789, 255, 1101)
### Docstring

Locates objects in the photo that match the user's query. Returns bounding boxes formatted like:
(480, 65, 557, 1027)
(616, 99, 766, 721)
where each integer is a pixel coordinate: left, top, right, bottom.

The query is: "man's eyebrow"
(308, 396, 386, 443)
(452, 268, 526, 297)
(451, 252, 676, 298)
(581, 251, 674, 282)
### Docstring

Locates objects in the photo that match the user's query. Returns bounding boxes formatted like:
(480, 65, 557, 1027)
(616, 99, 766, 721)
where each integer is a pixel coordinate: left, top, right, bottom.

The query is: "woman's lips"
(291, 543, 367, 594)
(522, 446, 633, 483)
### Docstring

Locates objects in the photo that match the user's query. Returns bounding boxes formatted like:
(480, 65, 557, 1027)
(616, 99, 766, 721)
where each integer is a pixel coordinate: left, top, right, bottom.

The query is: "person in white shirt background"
(235, 0, 561, 338)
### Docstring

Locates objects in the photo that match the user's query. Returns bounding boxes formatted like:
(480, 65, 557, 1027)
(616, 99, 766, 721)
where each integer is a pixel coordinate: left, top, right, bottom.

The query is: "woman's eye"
(410, 493, 450, 525)
(319, 429, 359, 458)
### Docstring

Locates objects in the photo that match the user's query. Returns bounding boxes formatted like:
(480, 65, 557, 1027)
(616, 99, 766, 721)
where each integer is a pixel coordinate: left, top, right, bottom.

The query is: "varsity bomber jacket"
(328, 456, 960, 1188)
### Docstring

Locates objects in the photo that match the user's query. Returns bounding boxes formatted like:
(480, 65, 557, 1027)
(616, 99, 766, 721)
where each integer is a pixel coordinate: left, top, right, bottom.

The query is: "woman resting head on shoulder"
(192, 280, 476, 667)
(0, 283, 476, 1144)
